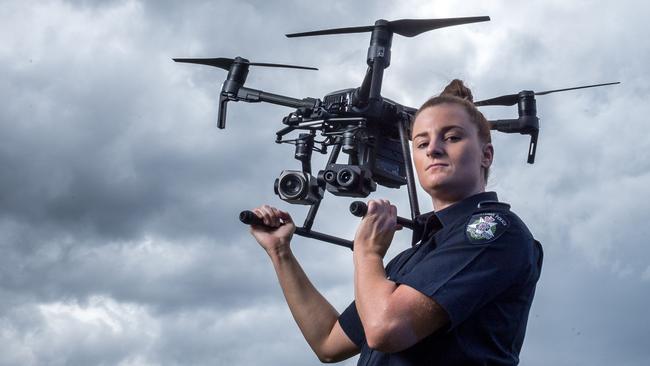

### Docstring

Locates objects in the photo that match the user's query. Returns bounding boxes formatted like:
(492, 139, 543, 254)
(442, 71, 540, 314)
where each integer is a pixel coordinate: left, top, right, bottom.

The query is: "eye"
(416, 141, 429, 149)
(444, 135, 461, 142)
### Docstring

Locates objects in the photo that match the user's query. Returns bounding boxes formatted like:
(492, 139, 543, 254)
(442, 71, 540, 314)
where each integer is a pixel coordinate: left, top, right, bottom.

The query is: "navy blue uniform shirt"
(339, 192, 543, 365)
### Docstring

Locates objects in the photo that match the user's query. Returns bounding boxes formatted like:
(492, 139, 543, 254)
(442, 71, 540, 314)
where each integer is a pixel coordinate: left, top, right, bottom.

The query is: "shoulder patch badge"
(466, 212, 509, 244)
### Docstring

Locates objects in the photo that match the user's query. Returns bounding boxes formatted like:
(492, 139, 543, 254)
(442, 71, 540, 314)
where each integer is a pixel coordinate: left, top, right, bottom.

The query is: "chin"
(425, 179, 472, 200)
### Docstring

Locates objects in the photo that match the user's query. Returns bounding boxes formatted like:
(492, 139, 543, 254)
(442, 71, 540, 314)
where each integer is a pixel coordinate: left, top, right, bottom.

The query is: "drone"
(175, 16, 619, 249)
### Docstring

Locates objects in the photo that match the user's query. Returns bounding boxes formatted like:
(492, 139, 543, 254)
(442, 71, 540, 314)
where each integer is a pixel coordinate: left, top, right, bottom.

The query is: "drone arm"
(354, 66, 373, 105)
(218, 87, 317, 130)
(236, 86, 319, 109)
(369, 60, 385, 101)
(488, 119, 521, 133)
(489, 119, 540, 164)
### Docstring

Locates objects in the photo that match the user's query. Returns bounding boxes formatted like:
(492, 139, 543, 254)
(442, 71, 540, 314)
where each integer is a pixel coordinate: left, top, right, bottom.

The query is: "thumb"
(278, 210, 294, 224)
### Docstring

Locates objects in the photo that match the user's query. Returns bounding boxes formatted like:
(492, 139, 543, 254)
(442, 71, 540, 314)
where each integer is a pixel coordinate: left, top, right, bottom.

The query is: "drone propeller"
(286, 16, 490, 38)
(173, 57, 318, 71)
(173, 56, 318, 129)
(474, 81, 620, 106)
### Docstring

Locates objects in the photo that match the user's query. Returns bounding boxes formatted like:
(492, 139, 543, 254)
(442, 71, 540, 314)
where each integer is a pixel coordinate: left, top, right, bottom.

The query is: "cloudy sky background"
(1, 0, 649, 365)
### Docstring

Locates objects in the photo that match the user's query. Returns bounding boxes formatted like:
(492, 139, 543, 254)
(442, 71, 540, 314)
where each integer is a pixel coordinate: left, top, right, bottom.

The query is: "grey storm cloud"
(1, 0, 649, 365)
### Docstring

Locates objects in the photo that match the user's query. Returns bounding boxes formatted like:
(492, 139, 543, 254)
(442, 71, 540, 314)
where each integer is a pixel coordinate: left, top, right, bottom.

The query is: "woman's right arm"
(250, 205, 359, 363)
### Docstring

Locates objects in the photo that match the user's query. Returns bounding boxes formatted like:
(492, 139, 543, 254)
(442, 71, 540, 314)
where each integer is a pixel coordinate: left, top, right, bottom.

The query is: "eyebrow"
(412, 125, 466, 139)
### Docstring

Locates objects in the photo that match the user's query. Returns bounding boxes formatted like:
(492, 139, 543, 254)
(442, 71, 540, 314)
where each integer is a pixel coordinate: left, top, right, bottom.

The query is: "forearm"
(353, 250, 397, 333)
(350, 198, 447, 352)
(267, 246, 341, 356)
(354, 248, 421, 352)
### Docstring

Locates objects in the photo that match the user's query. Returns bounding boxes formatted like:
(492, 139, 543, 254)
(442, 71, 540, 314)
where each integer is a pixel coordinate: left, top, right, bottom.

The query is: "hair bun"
(439, 79, 474, 103)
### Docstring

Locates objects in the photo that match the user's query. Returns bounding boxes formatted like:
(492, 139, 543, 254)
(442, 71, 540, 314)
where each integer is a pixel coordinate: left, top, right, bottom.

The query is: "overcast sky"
(1, 0, 649, 365)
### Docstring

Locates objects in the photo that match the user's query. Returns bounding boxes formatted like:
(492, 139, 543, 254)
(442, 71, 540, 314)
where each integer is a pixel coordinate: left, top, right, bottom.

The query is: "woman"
(250, 80, 543, 365)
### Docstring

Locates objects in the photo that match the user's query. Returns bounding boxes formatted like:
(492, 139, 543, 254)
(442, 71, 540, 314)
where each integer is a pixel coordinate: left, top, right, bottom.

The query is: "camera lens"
(323, 170, 336, 183)
(279, 173, 305, 199)
(337, 168, 358, 187)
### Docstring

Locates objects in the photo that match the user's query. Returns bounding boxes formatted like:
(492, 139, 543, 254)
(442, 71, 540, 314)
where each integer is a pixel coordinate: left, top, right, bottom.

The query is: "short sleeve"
(338, 301, 365, 347)
(396, 223, 535, 329)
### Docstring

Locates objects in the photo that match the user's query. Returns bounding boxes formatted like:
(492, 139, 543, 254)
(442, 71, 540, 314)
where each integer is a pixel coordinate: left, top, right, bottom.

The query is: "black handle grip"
(240, 209, 353, 249)
(349, 201, 415, 229)
(239, 210, 265, 226)
(349, 201, 368, 217)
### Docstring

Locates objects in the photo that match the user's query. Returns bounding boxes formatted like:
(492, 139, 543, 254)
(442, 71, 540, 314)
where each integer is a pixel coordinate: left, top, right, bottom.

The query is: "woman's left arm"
(353, 200, 449, 353)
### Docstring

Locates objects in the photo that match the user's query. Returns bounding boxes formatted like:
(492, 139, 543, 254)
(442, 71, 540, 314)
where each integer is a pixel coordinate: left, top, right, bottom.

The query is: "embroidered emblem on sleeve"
(466, 213, 509, 244)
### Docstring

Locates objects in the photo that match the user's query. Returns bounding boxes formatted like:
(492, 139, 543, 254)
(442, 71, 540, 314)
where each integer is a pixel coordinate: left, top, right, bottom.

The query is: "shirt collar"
(411, 191, 498, 245)
(434, 191, 498, 227)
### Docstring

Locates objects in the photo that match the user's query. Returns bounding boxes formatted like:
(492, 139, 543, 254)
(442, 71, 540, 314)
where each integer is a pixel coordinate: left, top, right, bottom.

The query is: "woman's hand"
(249, 205, 296, 256)
(353, 199, 401, 258)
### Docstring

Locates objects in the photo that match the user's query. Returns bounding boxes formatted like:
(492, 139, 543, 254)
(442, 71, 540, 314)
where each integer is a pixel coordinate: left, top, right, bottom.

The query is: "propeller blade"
(286, 25, 374, 38)
(173, 57, 317, 71)
(286, 16, 490, 38)
(535, 82, 620, 96)
(474, 94, 519, 107)
(249, 62, 318, 70)
(475, 81, 621, 107)
(389, 16, 490, 37)
(173, 57, 234, 70)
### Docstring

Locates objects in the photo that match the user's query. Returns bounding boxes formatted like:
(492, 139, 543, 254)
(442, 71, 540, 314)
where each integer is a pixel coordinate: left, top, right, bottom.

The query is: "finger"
(256, 206, 270, 226)
(250, 209, 270, 230)
(390, 204, 398, 218)
(270, 207, 282, 227)
(369, 199, 389, 213)
(266, 205, 283, 227)
(259, 205, 277, 227)
(380, 199, 392, 214)
(252, 208, 269, 225)
(278, 210, 293, 224)
(395, 224, 403, 231)
(252, 208, 264, 220)
(367, 200, 378, 214)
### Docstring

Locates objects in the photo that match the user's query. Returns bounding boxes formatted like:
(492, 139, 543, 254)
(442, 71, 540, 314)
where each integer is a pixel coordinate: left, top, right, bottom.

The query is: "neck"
(431, 186, 485, 211)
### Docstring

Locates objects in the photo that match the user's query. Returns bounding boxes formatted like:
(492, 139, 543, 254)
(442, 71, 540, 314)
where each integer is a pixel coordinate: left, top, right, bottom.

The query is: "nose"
(426, 137, 445, 158)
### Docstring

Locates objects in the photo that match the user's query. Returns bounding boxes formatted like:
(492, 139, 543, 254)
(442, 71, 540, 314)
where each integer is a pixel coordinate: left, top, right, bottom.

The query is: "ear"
(481, 143, 494, 169)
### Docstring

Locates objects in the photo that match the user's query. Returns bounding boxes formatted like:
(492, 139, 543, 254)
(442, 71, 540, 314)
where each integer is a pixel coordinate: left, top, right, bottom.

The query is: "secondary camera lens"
(337, 168, 358, 187)
(324, 170, 336, 183)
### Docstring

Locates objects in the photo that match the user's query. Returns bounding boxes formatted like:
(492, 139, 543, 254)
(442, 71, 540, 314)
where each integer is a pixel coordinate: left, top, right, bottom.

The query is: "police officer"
(250, 79, 543, 365)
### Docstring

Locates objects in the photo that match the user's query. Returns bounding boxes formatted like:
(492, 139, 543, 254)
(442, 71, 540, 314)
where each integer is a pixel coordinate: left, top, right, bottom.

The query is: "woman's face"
(411, 103, 493, 202)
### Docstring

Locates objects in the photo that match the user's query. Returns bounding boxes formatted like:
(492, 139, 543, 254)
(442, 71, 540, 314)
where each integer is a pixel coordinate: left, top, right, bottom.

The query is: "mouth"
(426, 163, 449, 171)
